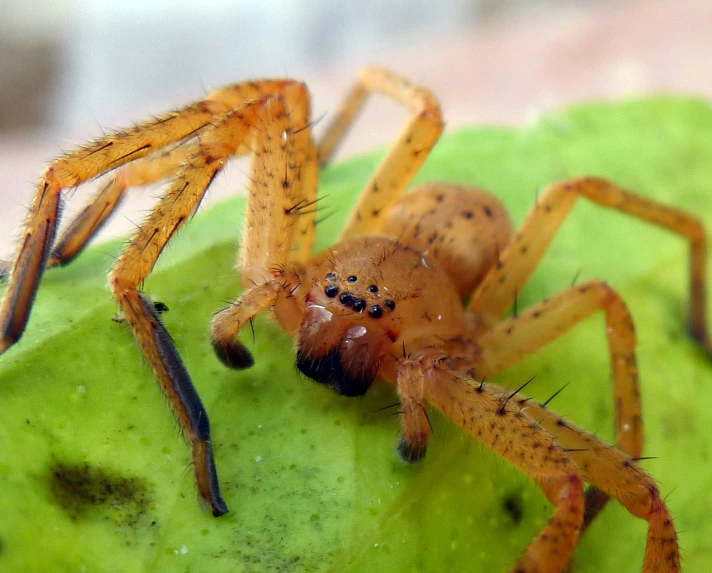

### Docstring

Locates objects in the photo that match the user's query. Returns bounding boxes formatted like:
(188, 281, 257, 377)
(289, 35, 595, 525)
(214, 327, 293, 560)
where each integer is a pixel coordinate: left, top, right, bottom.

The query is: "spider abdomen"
(381, 182, 512, 297)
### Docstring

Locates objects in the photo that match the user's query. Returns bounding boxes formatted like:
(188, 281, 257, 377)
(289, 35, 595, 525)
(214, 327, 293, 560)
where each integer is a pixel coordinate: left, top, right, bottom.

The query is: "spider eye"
(384, 299, 396, 311)
(324, 284, 339, 298)
(352, 299, 366, 312)
(339, 292, 354, 307)
(367, 284, 378, 293)
(368, 305, 383, 318)
(347, 275, 358, 283)
(325, 272, 337, 281)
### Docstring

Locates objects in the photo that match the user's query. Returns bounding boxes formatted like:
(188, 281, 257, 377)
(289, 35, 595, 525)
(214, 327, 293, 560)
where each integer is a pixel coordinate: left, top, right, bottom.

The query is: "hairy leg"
(404, 355, 586, 573)
(472, 280, 640, 541)
(474, 280, 641, 457)
(318, 66, 444, 239)
(517, 393, 680, 572)
(407, 353, 678, 572)
(211, 83, 316, 365)
(0, 77, 304, 355)
(109, 95, 302, 515)
(395, 358, 431, 462)
(467, 177, 709, 352)
(48, 144, 196, 267)
(211, 282, 280, 370)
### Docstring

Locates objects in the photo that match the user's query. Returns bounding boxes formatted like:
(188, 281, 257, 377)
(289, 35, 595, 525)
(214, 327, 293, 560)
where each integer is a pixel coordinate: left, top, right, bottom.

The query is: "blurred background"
(0, 0, 711, 258)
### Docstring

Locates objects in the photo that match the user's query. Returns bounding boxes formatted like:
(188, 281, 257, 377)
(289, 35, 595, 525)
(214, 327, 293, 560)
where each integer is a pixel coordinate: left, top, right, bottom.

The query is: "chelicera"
(1, 66, 707, 572)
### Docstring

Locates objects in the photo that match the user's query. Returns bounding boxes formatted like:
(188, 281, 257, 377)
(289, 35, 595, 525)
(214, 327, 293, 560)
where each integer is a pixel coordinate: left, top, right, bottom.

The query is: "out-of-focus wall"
(0, 0, 478, 131)
(0, 1, 67, 129)
(0, 0, 627, 132)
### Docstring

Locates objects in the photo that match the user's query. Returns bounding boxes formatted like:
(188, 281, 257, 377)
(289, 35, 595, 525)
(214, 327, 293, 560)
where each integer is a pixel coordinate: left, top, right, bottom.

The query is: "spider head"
(294, 236, 456, 396)
(296, 296, 395, 397)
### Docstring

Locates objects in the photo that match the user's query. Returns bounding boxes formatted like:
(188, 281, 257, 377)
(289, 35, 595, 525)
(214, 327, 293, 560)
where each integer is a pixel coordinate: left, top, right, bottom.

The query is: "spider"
(0, 66, 706, 573)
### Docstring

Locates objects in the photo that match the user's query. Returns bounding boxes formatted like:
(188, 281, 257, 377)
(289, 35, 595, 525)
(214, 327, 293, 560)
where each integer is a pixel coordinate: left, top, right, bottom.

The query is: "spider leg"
(285, 93, 318, 263)
(394, 358, 431, 462)
(48, 144, 196, 267)
(472, 279, 641, 539)
(475, 280, 641, 456)
(236, 85, 314, 284)
(518, 394, 680, 572)
(212, 83, 316, 364)
(0, 78, 301, 355)
(109, 95, 301, 515)
(318, 66, 443, 239)
(467, 177, 709, 352)
(422, 359, 679, 572)
(414, 357, 585, 573)
(211, 282, 280, 369)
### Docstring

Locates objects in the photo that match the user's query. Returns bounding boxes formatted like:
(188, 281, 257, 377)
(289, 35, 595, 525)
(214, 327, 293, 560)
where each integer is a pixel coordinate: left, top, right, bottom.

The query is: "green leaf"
(1, 97, 712, 573)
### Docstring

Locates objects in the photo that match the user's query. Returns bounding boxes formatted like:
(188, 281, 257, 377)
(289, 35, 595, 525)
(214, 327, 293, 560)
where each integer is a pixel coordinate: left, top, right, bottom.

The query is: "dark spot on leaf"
(502, 491, 524, 525)
(47, 461, 153, 527)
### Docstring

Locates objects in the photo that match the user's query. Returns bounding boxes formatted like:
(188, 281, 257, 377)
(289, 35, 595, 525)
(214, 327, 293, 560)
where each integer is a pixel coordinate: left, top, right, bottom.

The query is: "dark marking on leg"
(581, 486, 609, 532)
(1, 201, 61, 348)
(110, 144, 152, 166)
(51, 187, 124, 266)
(84, 140, 114, 158)
(212, 336, 255, 369)
(140, 294, 228, 516)
(397, 436, 426, 464)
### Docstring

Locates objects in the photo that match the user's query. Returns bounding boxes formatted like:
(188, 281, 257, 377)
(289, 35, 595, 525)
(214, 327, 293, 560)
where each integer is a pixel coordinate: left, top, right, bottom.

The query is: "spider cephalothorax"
(2, 66, 705, 572)
(293, 236, 462, 396)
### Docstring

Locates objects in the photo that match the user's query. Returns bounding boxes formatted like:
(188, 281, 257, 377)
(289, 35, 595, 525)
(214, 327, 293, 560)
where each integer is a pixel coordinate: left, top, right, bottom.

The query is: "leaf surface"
(1, 98, 711, 572)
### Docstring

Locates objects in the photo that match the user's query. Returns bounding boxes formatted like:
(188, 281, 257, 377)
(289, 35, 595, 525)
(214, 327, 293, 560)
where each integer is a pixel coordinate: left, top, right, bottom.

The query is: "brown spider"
(0, 66, 707, 573)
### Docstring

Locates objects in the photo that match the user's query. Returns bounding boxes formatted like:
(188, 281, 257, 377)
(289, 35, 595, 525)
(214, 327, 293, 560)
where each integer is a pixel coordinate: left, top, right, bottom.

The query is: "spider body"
(270, 182, 510, 399)
(1, 67, 707, 572)
(382, 182, 513, 297)
(293, 235, 465, 396)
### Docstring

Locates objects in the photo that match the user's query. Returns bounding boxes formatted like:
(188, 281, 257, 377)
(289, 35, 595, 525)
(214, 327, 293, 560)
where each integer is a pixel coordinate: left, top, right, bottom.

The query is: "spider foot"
(688, 323, 712, 358)
(193, 436, 229, 517)
(397, 436, 427, 464)
(212, 337, 255, 370)
(208, 488, 229, 517)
